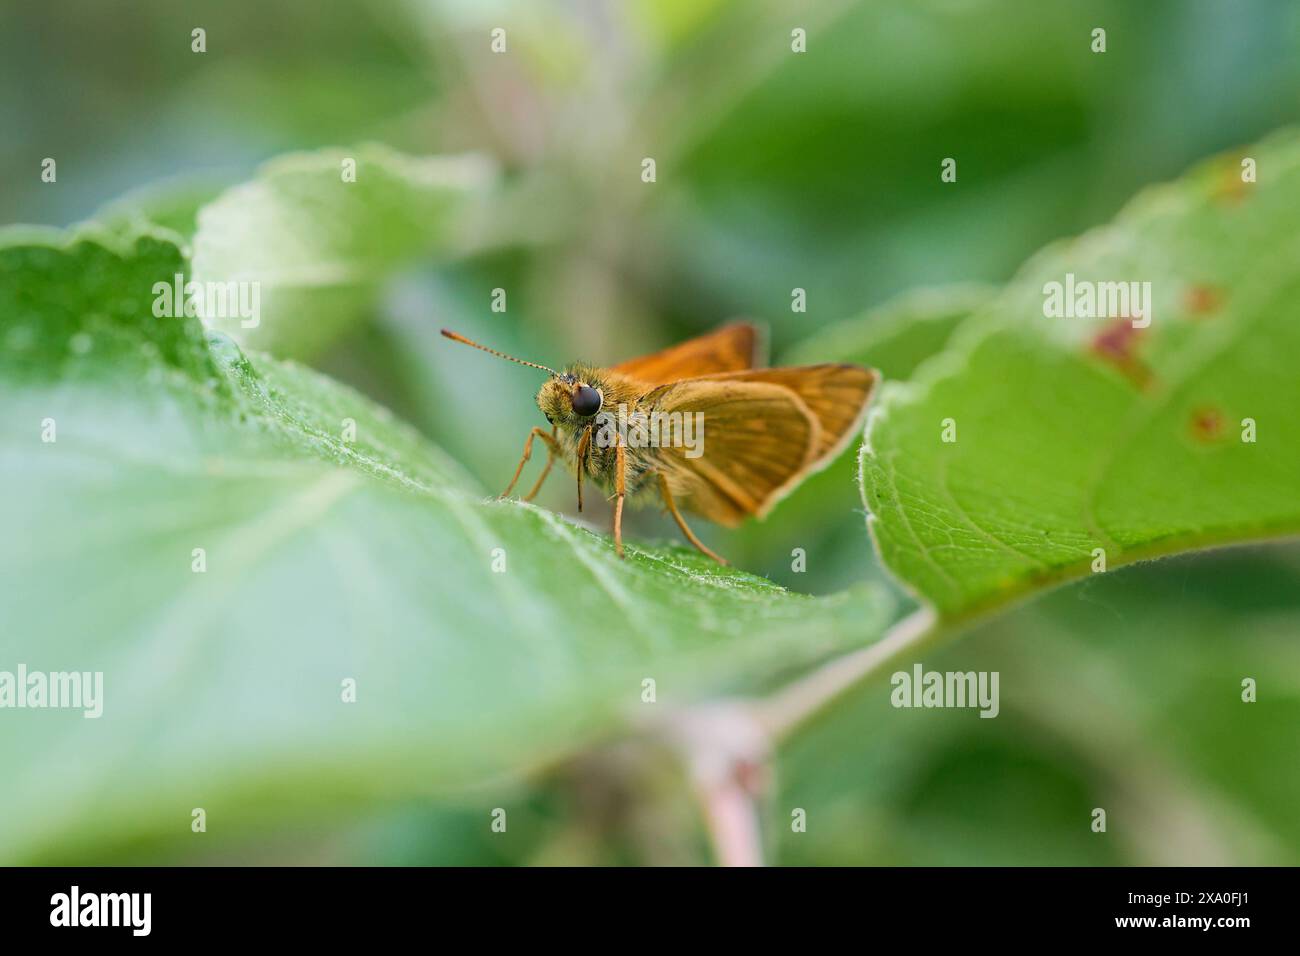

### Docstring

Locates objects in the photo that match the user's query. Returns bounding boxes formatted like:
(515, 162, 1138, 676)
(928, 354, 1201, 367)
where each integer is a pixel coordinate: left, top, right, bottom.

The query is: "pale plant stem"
(666, 609, 947, 866)
(755, 606, 943, 742)
(664, 702, 771, 866)
(698, 779, 765, 868)
(670, 608, 950, 866)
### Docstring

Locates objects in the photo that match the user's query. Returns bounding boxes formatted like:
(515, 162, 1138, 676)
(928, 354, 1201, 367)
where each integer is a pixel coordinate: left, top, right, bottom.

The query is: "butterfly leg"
(501, 426, 563, 499)
(613, 440, 626, 558)
(657, 473, 727, 565)
(575, 427, 592, 512)
(521, 425, 559, 501)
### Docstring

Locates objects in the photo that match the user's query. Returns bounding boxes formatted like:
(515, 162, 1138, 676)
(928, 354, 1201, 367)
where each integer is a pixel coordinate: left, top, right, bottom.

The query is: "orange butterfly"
(442, 323, 877, 564)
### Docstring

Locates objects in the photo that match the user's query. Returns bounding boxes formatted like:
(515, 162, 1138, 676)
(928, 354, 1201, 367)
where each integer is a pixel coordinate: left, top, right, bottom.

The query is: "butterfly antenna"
(440, 329, 558, 376)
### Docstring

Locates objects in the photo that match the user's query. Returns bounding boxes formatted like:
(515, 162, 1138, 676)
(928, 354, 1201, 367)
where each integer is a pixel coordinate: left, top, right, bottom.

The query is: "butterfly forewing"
(698, 365, 878, 462)
(612, 321, 760, 386)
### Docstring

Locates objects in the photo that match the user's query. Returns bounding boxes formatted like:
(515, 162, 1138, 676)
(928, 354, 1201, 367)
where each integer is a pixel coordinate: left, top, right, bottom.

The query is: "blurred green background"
(4, 0, 1298, 864)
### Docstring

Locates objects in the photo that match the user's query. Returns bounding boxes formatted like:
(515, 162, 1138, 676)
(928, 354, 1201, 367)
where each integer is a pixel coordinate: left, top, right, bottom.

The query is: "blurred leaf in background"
(191, 145, 495, 358)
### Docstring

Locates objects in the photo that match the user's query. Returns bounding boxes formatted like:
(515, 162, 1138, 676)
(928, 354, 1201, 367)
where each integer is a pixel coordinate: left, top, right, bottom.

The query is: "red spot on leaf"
(1189, 405, 1226, 442)
(1090, 318, 1152, 388)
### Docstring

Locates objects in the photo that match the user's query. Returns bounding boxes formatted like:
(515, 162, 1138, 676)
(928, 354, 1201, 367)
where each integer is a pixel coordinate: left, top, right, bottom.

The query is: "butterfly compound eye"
(571, 385, 602, 417)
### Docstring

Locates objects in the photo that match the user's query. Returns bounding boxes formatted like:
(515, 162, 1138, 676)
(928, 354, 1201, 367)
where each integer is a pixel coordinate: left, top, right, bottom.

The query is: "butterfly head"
(537, 368, 603, 429)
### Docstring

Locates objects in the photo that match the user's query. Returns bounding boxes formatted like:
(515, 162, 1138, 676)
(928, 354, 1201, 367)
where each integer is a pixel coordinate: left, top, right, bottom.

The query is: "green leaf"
(0, 229, 894, 862)
(190, 144, 496, 360)
(861, 131, 1300, 619)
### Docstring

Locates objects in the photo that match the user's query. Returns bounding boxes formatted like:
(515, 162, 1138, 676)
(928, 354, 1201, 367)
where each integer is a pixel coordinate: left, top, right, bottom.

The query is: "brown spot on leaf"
(1189, 405, 1226, 443)
(1183, 284, 1222, 316)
